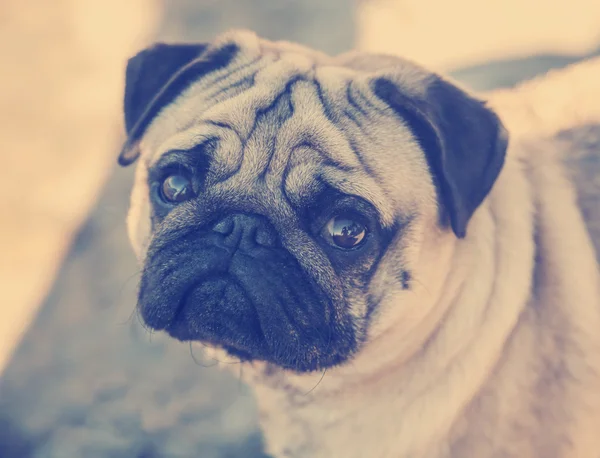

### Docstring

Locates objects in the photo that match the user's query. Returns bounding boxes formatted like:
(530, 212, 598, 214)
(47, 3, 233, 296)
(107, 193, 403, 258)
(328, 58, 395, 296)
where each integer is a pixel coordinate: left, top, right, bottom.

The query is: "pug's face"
(121, 30, 507, 372)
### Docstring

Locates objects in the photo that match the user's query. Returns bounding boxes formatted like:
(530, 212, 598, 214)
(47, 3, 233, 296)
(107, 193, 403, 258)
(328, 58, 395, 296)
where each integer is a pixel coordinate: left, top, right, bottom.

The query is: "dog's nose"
(211, 213, 279, 249)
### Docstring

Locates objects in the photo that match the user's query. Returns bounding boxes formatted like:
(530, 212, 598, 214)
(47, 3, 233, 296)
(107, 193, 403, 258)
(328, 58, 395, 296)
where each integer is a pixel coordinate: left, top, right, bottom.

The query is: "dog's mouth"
(164, 275, 267, 357)
(135, 212, 360, 372)
(145, 273, 352, 371)
(137, 246, 357, 372)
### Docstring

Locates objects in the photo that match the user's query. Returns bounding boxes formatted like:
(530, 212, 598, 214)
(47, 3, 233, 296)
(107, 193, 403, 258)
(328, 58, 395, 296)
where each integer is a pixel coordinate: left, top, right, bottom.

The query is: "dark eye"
(159, 174, 195, 203)
(323, 215, 367, 249)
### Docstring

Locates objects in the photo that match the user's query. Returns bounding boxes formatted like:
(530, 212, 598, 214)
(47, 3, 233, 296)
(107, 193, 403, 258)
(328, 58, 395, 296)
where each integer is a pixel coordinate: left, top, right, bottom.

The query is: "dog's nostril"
(212, 217, 235, 236)
(255, 227, 277, 247)
(211, 213, 279, 248)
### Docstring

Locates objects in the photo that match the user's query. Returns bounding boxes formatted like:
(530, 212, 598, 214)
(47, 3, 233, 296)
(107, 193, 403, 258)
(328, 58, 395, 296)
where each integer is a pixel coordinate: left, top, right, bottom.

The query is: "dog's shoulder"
(558, 123, 600, 262)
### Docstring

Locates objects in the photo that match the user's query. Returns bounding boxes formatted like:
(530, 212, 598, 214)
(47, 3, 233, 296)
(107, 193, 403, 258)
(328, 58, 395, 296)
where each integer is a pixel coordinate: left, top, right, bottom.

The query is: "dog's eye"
(159, 174, 195, 204)
(323, 215, 367, 249)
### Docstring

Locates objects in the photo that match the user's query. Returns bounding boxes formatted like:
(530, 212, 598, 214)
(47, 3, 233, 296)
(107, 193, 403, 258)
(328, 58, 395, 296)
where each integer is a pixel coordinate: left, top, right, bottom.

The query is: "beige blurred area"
(0, 0, 161, 373)
(357, 0, 600, 71)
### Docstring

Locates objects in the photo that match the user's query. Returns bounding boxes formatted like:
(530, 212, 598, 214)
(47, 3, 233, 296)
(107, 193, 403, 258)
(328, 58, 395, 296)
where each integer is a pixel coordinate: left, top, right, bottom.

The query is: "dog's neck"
(232, 155, 540, 457)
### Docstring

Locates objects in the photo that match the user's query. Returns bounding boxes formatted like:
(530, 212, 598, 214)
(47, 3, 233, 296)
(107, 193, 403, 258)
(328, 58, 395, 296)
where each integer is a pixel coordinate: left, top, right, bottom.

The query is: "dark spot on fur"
(400, 270, 411, 289)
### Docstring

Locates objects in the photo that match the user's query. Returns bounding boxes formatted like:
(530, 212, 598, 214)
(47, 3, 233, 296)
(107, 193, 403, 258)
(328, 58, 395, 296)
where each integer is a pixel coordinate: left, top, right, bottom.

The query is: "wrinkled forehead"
(139, 30, 436, 227)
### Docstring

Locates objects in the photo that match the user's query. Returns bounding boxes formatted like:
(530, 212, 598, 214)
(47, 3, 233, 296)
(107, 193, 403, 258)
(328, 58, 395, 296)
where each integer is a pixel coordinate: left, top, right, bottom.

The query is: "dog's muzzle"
(137, 213, 352, 371)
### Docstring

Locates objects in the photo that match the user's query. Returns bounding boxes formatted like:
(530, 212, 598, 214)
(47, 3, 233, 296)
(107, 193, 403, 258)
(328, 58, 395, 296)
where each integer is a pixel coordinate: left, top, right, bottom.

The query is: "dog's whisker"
(117, 304, 139, 328)
(132, 307, 154, 334)
(194, 340, 243, 365)
(117, 269, 142, 300)
(115, 270, 143, 327)
(188, 341, 218, 368)
(411, 275, 431, 296)
(303, 368, 327, 396)
(237, 363, 246, 394)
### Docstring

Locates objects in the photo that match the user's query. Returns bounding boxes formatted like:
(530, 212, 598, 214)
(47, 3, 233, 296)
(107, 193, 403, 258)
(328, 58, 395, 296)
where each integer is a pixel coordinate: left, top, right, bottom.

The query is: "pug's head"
(121, 30, 507, 372)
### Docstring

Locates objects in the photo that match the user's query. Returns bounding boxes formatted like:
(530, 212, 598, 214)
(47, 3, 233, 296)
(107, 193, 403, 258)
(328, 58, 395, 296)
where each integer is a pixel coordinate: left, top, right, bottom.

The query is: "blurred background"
(0, 0, 598, 456)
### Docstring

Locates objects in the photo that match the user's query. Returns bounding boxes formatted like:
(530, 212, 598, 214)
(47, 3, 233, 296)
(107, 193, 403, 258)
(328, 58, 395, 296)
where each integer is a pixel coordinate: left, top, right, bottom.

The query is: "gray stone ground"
(0, 1, 596, 457)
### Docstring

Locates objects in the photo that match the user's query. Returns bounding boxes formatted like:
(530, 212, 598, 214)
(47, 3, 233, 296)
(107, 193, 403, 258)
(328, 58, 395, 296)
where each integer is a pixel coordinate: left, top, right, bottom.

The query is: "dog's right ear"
(119, 42, 238, 166)
(124, 43, 207, 137)
(120, 43, 207, 166)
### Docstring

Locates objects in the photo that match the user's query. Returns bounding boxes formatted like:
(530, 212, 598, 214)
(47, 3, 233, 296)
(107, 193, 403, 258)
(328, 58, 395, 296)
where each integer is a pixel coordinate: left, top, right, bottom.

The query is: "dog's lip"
(168, 278, 205, 329)
(220, 344, 253, 361)
(163, 274, 266, 343)
(138, 249, 358, 371)
(165, 273, 228, 330)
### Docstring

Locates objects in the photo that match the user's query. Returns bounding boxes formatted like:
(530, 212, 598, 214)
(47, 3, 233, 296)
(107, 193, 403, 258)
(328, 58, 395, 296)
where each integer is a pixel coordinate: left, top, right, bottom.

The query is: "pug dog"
(120, 30, 600, 457)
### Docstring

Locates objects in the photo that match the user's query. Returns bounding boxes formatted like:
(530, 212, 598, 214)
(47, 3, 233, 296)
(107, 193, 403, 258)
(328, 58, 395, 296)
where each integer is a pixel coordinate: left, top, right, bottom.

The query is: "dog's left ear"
(373, 76, 508, 238)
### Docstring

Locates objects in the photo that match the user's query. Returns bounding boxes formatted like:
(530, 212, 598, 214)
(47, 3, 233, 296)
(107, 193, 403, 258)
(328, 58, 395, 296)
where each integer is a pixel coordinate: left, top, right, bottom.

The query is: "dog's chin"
(151, 275, 355, 373)
(218, 343, 355, 373)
